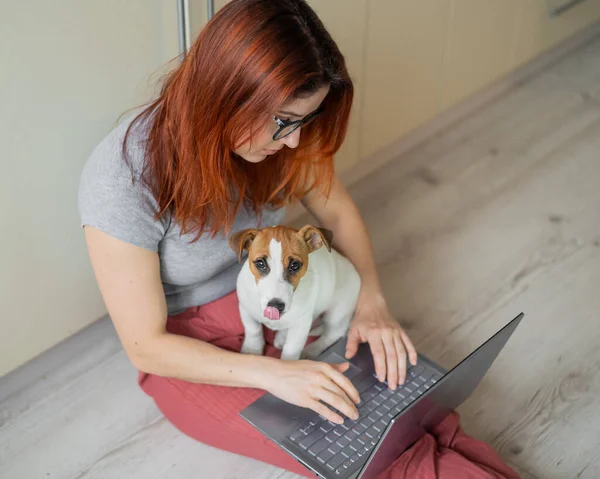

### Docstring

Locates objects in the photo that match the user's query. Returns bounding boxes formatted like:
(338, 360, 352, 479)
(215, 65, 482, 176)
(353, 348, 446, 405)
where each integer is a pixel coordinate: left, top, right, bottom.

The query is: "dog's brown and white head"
(229, 225, 332, 320)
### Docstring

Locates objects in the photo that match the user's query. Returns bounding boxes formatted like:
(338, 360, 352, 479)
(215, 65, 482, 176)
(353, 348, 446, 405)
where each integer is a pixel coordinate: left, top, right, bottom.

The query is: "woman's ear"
(228, 229, 259, 261)
(298, 225, 333, 253)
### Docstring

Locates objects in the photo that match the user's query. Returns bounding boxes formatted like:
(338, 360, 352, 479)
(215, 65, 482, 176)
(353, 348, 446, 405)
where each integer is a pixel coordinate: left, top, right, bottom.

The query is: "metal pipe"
(208, 0, 215, 21)
(177, 0, 191, 59)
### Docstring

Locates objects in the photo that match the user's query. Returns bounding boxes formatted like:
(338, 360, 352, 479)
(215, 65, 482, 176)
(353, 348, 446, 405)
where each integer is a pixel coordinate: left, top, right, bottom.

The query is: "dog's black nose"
(267, 299, 286, 313)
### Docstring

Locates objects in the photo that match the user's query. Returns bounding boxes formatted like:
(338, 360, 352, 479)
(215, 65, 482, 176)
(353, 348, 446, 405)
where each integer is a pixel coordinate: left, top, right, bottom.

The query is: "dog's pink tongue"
(264, 306, 280, 320)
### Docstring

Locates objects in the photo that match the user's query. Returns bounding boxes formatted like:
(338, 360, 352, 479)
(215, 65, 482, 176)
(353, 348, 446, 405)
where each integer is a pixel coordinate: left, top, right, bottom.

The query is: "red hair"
(123, 0, 353, 239)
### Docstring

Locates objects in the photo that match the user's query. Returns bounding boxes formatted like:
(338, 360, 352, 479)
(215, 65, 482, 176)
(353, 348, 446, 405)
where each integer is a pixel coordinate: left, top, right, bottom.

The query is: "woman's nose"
(281, 127, 301, 149)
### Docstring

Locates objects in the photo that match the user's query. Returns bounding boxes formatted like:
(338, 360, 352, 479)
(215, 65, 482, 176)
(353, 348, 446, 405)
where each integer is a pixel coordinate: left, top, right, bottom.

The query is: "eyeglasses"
(271, 107, 323, 141)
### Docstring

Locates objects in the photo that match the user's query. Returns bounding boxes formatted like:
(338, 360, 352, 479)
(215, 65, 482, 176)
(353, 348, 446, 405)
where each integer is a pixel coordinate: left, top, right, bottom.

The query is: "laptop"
(240, 312, 523, 479)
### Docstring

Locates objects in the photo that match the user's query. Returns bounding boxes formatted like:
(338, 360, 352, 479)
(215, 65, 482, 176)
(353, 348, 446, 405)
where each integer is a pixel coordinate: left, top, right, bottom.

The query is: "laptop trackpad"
(320, 351, 362, 379)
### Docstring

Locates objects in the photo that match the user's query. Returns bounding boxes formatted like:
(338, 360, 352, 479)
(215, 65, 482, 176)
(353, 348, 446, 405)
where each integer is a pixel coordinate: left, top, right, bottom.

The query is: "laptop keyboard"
(288, 363, 442, 477)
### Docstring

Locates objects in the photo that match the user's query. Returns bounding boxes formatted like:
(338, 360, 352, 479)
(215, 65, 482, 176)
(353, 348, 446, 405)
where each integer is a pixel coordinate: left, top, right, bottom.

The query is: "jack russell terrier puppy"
(228, 225, 361, 361)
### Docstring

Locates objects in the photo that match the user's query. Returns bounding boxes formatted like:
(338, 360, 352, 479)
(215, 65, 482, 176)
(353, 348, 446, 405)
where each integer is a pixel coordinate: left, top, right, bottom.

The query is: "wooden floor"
(2, 34, 600, 479)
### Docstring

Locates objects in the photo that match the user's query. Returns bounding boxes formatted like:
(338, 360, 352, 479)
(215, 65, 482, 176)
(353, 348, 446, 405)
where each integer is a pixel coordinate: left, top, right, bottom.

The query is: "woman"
(79, 1, 519, 477)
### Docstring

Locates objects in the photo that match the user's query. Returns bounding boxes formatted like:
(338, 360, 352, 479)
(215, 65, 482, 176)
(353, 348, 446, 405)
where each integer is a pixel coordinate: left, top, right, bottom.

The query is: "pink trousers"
(138, 291, 520, 479)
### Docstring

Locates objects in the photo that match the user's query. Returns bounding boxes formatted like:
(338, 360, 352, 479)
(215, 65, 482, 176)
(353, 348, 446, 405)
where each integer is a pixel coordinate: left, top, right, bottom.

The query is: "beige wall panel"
(307, 0, 368, 173)
(0, 0, 177, 375)
(215, 0, 230, 10)
(190, 0, 209, 40)
(440, 0, 521, 111)
(514, 0, 600, 68)
(361, 0, 450, 160)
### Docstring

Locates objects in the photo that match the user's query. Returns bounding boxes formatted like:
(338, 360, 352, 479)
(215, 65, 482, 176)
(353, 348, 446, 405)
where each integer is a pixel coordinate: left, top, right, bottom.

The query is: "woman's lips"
(263, 148, 281, 154)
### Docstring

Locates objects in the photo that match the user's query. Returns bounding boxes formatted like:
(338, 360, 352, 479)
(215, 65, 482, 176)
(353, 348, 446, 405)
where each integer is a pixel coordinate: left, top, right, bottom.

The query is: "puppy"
(228, 225, 361, 360)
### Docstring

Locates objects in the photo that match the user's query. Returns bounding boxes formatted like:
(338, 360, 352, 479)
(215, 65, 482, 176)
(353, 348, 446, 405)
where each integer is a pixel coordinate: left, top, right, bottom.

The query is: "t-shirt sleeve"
(78, 130, 166, 252)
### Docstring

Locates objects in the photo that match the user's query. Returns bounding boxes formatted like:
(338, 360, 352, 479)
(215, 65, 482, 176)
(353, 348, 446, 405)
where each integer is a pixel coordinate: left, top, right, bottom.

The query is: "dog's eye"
(289, 261, 302, 272)
(254, 259, 267, 271)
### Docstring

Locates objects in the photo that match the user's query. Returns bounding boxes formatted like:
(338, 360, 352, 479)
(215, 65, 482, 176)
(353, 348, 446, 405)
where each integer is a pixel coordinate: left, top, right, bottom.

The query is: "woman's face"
(234, 85, 330, 163)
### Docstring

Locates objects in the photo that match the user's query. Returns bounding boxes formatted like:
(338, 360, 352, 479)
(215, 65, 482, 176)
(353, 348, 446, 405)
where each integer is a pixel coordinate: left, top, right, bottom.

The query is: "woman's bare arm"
(84, 226, 273, 388)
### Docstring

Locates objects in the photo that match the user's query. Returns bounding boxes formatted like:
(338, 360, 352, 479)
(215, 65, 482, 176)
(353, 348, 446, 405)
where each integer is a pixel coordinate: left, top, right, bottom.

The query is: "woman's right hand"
(262, 359, 361, 424)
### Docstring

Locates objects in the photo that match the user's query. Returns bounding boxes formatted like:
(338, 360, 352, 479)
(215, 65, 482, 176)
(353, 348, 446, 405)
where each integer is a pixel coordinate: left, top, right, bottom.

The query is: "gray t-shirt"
(78, 115, 285, 314)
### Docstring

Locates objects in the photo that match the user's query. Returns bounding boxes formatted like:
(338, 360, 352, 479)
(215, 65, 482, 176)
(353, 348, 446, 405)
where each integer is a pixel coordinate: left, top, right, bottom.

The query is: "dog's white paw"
(281, 349, 302, 361)
(274, 330, 287, 350)
(241, 337, 265, 356)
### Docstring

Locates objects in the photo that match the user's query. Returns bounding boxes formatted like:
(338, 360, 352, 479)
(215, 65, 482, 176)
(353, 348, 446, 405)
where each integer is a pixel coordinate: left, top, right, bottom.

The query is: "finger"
(309, 399, 344, 424)
(401, 329, 418, 366)
(331, 361, 350, 374)
(393, 332, 407, 385)
(369, 333, 387, 383)
(382, 329, 398, 389)
(328, 363, 361, 404)
(315, 385, 358, 421)
(345, 328, 360, 359)
(321, 381, 359, 420)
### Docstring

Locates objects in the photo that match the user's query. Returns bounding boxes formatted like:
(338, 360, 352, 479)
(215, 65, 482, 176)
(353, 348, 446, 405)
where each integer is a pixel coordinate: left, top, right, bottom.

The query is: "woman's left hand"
(345, 292, 417, 390)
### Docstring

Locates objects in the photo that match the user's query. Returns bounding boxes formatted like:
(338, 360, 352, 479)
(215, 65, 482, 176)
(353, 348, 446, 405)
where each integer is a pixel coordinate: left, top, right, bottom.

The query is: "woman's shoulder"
(78, 110, 168, 251)
(82, 110, 151, 182)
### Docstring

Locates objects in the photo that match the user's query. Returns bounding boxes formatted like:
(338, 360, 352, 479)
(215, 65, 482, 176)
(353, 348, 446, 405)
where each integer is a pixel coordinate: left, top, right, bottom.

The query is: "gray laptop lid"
(357, 312, 524, 478)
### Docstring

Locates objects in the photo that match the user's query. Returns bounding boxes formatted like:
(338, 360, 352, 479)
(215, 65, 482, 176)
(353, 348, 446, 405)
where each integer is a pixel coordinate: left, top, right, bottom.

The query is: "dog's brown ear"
(298, 225, 332, 253)
(318, 227, 334, 249)
(228, 229, 259, 262)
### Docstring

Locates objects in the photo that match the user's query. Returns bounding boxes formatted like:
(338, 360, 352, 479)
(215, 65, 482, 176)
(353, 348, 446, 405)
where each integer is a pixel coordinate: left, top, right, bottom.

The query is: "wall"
(0, 0, 180, 376)
(338, 0, 600, 164)
(2, 0, 599, 376)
